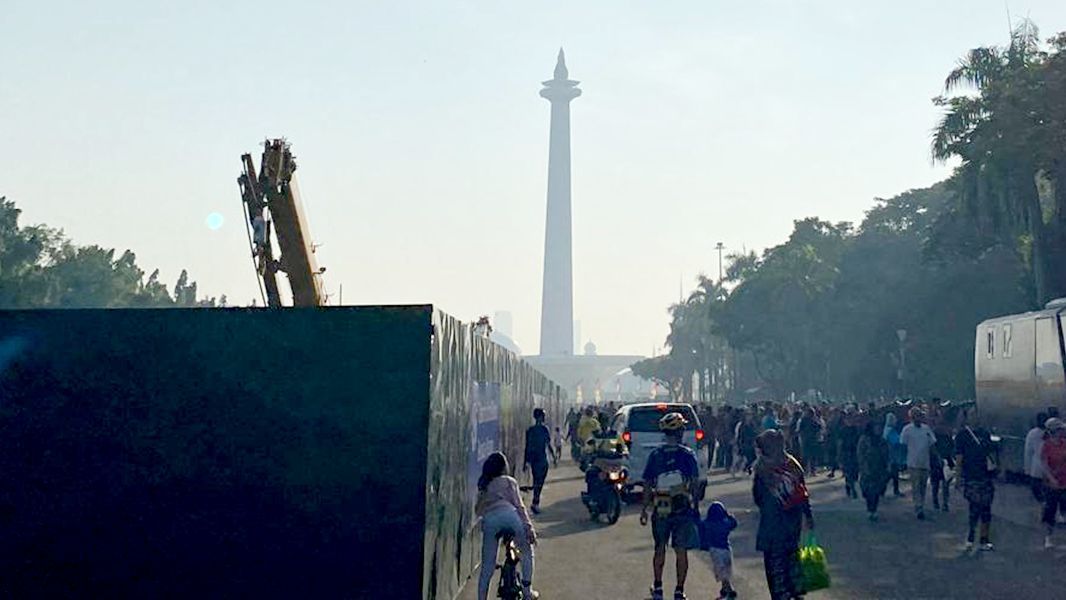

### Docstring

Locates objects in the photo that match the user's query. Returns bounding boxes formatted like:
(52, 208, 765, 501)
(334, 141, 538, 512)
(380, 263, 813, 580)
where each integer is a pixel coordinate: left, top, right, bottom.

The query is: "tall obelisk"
(538, 49, 581, 356)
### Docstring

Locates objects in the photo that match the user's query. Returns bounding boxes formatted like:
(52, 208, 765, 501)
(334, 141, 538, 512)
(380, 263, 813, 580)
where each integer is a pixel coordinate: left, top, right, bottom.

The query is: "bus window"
(1003, 324, 1013, 358)
(1036, 318, 1065, 398)
(986, 329, 995, 358)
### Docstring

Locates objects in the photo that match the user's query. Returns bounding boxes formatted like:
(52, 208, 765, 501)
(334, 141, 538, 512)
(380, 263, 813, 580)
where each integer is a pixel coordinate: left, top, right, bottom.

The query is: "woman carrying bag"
(753, 429, 815, 599)
(953, 411, 997, 552)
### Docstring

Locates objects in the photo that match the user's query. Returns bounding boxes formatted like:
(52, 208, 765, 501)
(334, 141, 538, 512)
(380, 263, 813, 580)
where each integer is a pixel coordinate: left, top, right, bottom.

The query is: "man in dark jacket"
(523, 408, 555, 514)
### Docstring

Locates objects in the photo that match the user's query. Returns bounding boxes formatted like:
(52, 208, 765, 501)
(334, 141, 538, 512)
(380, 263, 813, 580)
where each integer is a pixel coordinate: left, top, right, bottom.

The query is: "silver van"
(611, 402, 708, 499)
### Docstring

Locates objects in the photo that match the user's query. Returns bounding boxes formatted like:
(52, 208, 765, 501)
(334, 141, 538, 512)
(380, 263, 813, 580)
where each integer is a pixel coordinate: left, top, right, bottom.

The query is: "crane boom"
(239, 139, 325, 307)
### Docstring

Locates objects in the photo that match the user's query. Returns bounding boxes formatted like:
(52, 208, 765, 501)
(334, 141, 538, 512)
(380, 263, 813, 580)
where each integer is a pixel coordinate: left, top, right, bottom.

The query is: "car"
(610, 402, 708, 501)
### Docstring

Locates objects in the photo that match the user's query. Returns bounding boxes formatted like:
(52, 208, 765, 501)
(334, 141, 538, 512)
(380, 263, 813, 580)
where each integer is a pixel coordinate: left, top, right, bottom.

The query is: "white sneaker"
(980, 543, 994, 552)
(964, 540, 974, 552)
(1045, 536, 1055, 550)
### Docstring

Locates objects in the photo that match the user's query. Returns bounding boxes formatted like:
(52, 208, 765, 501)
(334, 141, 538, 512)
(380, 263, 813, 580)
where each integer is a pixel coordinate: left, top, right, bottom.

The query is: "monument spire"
(538, 50, 581, 356)
(554, 47, 568, 80)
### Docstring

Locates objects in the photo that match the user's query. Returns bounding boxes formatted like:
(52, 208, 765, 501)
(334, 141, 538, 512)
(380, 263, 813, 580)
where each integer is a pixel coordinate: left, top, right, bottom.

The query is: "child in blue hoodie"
(699, 501, 738, 599)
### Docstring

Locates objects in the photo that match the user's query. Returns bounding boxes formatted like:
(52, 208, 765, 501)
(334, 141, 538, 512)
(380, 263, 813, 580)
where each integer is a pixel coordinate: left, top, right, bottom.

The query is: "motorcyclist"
(640, 413, 701, 600)
(577, 406, 602, 443)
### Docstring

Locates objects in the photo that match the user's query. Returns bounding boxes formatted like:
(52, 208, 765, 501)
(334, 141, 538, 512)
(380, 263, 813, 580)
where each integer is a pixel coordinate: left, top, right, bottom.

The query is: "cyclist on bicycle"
(475, 452, 538, 600)
(640, 412, 701, 600)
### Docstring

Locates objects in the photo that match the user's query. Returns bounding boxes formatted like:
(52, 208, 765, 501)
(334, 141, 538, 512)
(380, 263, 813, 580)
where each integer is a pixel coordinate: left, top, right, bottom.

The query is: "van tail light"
(622, 431, 632, 443)
(695, 429, 705, 442)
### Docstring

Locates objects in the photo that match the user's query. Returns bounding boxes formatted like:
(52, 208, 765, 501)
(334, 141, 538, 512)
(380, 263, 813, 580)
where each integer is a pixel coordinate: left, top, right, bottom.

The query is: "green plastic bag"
(798, 533, 831, 592)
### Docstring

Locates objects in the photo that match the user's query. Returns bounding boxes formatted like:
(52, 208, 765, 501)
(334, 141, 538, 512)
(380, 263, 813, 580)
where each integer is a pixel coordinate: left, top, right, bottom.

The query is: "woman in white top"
(475, 452, 537, 600)
(1024, 411, 1048, 502)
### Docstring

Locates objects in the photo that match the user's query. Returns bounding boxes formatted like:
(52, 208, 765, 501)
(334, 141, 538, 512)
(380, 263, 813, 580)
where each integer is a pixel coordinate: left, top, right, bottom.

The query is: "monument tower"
(538, 48, 581, 356)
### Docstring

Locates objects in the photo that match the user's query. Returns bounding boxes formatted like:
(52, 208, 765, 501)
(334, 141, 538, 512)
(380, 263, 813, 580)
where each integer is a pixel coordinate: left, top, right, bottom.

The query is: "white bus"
(975, 298, 1066, 475)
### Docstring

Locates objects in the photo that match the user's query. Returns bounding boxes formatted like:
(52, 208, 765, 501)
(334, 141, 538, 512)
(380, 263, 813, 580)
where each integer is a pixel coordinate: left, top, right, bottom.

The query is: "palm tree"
(932, 21, 1065, 303)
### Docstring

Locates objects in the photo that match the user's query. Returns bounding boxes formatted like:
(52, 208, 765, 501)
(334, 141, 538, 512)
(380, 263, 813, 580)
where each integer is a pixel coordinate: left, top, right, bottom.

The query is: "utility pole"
(896, 329, 908, 397)
(715, 242, 726, 283)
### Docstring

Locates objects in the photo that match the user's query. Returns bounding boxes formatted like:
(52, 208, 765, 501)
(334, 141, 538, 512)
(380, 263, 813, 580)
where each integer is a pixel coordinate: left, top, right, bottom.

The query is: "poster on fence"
(468, 381, 501, 506)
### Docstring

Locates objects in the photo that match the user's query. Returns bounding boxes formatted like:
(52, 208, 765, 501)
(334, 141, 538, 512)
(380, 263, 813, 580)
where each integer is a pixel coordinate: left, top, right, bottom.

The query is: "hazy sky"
(4, 1, 1066, 356)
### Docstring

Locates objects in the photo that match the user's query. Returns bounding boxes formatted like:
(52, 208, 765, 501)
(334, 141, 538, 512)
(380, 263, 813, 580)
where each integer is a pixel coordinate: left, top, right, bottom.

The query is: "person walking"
(825, 408, 842, 478)
(735, 413, 758, 477)
(704, 406, 720, 470)
(761, 404, 779, 432)
(523, 408, 555, 514)
(1040, 417, 1066, 549)
(883, 413, 905, 497)
(954, 411, 997, 552)
(900, 408, 937, 520)
(475, 452, 537, 600)
(699, 501, 739, 600)
(719, 407, 736, 472)
(930, 417, 955, 512)
(838, 408, 862, 499)
(753, 429, 814, 600)
(640, 413, 701, 600)
(857, 420, 890, 521)
(1025, 412, 1049, 503)
(798, 407, 822, 477)
(551, 426, 563, 468)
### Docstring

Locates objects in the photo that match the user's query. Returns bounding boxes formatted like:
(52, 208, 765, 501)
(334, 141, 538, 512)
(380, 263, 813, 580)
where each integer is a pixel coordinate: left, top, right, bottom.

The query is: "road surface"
(460, 459, 1065, 599)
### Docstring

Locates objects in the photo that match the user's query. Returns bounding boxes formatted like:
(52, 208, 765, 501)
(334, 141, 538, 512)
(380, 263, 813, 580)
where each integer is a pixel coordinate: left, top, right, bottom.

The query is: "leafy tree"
(0, 197, 216, 309)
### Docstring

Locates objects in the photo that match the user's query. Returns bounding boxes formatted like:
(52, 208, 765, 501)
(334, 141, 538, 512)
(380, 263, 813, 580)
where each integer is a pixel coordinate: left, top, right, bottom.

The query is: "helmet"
(659, 412, 688, 432)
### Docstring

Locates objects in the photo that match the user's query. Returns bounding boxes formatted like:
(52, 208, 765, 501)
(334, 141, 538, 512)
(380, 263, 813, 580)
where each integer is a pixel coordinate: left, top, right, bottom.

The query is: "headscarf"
(754, 429, 787, 473)
(754, 429, 806, 507)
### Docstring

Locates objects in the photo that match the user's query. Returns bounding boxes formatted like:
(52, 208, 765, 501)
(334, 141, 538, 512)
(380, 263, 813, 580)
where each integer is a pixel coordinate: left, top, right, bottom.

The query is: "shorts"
(707, 547, 734, 582)
(652, 512, 700, 550)
(963, 479, 995, 508)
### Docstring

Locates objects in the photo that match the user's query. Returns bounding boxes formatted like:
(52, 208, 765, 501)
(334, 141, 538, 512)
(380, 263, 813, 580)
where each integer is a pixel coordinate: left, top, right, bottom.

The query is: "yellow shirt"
(577, 415, 602, 442)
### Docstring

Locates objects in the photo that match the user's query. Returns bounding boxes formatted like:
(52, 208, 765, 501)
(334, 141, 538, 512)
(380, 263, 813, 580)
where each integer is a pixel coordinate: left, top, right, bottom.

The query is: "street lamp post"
(896, 329, 907, 397)
(715, 242, 726, 283)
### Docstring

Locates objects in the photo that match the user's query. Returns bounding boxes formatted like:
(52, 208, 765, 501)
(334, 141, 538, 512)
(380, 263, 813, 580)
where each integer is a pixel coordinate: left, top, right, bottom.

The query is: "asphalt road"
(460, 459, 1065, 599)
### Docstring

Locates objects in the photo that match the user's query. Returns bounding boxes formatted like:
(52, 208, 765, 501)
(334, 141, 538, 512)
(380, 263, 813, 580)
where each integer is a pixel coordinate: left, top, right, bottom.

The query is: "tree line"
(635, 23, 1066, 403)
(0, 197, 222, 309)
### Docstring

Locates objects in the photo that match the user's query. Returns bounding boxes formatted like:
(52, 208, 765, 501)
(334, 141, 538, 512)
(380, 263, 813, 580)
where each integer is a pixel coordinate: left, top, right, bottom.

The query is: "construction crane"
(238, 139, 326, 308)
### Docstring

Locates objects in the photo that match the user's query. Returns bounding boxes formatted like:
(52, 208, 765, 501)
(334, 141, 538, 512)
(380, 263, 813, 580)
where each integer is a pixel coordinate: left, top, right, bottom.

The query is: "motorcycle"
(581, 454, 628, 524)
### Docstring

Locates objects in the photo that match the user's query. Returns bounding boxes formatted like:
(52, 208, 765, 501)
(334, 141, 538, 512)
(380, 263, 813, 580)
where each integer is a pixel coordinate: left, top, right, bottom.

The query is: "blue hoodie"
(699, 501, 738, 550)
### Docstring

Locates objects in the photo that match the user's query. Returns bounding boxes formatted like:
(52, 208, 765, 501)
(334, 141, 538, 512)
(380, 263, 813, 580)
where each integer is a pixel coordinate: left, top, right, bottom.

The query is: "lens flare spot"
(206, 212, 224, 230)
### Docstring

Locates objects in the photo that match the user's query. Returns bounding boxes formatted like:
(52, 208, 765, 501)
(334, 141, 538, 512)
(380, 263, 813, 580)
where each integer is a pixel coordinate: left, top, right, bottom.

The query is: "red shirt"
(1042, 437, 1066, 489)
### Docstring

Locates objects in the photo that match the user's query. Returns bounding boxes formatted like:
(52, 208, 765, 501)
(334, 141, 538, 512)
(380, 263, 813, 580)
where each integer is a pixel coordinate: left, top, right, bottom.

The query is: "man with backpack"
(640, 413, 701, 600)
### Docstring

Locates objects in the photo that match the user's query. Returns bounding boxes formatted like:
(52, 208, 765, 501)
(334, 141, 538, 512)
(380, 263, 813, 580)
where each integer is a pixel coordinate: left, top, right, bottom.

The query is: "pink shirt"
(1042, 437, 1066, 489)
(475, 475, 532, 529)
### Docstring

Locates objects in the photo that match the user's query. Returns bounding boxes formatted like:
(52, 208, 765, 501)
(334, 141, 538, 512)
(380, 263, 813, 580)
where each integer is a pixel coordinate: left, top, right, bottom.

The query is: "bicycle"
(495, 530, 523, 600)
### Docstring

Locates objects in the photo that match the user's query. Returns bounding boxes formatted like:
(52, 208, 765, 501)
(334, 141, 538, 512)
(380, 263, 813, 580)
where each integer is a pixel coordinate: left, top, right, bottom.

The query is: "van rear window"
(627, 406, 698, 432)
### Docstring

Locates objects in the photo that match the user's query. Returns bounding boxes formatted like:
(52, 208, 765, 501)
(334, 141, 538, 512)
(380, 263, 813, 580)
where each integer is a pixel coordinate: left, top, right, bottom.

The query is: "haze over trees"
(636, 23, 1065, 402)
(0, 197, 222, 309)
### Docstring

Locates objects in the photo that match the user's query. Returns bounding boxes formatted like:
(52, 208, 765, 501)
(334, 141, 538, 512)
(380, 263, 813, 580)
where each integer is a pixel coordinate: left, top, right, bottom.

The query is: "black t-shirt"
(525, 423, 552, 465)
(954, 426, 993, 482)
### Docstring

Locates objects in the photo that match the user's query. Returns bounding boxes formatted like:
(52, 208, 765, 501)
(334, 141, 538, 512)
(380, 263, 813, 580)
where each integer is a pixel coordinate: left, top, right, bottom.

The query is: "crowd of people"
(693, 398, 1066, 549)
(473, 399, 1066, 600)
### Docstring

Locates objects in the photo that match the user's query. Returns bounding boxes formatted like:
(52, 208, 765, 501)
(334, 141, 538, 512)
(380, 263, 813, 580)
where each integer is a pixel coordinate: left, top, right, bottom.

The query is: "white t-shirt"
(1024, 427, 1045, 478)
(900, 423, 937, 470)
